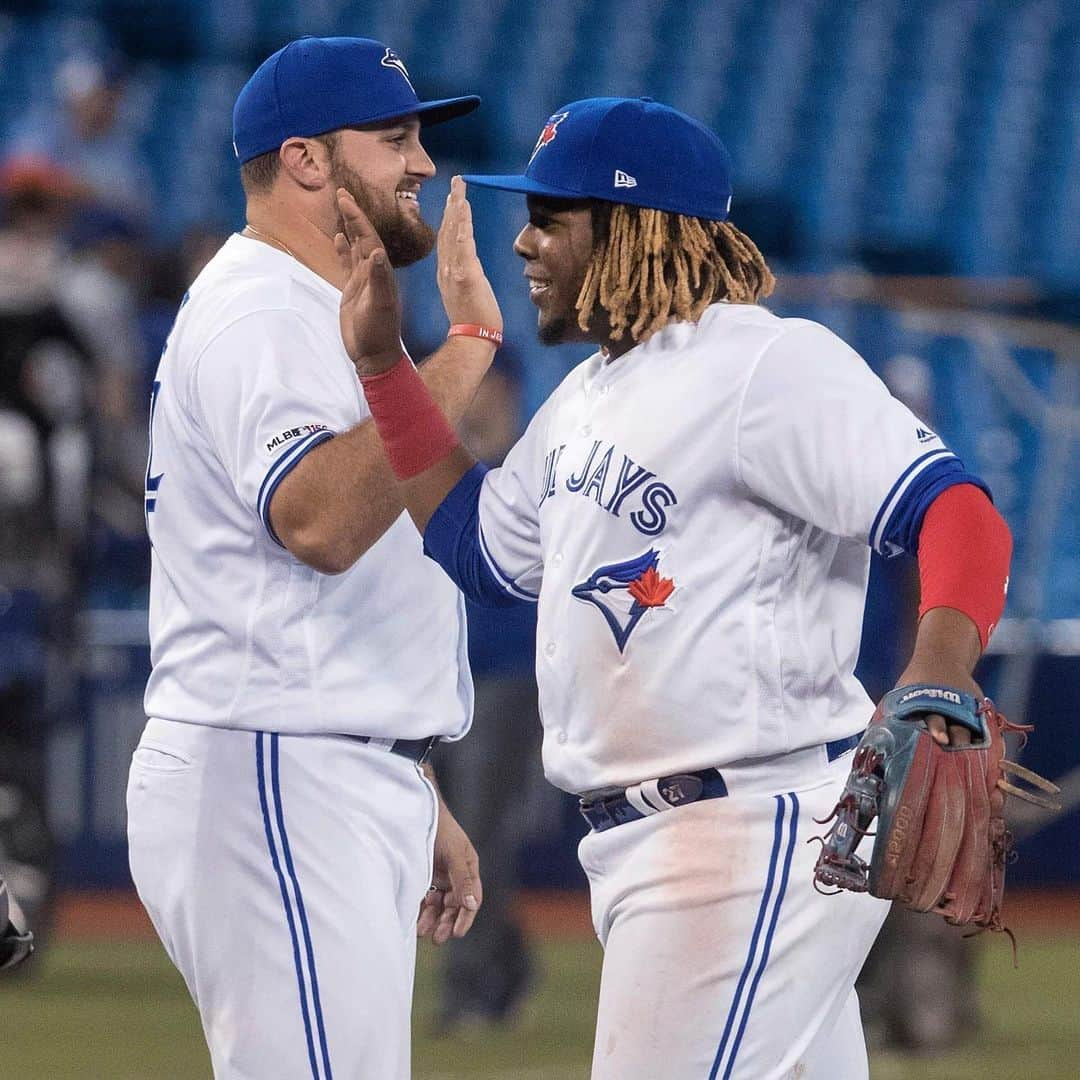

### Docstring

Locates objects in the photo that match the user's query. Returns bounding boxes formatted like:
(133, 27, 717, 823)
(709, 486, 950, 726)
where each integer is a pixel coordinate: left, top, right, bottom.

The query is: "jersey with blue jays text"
(144, 234, 471, 737)
(464, 302, 984, 795)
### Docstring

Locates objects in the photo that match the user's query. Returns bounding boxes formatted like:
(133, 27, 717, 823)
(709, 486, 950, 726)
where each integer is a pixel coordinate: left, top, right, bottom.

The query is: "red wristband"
(359, 356, 461, 480)
(448, 323, 504, 346)
(917, 483, 1012, 648)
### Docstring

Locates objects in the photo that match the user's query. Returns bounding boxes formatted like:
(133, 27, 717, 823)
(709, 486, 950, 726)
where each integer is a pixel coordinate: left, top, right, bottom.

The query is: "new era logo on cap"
(614, 170, 637, 188)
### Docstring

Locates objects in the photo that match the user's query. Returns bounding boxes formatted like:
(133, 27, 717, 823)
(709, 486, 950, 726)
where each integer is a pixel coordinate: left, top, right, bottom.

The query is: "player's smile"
(330, 121, 436, 266)
(515, 195, 594, 346)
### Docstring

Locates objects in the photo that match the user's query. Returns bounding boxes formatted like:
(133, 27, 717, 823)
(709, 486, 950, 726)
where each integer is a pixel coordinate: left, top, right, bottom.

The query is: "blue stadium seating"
(1, 0, 1076, 621)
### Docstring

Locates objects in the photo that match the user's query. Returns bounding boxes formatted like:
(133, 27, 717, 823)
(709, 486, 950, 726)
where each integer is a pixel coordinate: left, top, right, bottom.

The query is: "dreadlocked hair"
(576, 202, 775, 343)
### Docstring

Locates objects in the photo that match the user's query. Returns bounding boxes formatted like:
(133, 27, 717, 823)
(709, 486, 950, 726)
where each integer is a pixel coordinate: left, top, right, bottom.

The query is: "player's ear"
(279, 136, 332, 192)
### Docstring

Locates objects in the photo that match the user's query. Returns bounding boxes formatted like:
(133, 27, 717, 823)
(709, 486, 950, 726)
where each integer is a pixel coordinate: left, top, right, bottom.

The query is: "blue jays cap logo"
(528, 111, 569, 165)
(380, 47, 415, 92)
(572, 549, 675, 653)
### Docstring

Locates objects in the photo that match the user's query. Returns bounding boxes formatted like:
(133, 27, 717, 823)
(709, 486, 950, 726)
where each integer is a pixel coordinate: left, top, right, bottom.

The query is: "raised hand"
(436, 176, 502, 333)
(335, 188, 403, 377)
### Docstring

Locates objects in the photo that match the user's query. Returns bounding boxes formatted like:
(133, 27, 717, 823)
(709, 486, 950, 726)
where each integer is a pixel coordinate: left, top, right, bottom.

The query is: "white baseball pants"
(127, 718, 438, 1079)
(579, 749, 890, 1079)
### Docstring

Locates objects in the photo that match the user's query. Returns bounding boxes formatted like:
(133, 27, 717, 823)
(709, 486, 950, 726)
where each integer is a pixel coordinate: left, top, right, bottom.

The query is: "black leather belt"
(355, 734, 439, 765)
(580, 732, 862, 833)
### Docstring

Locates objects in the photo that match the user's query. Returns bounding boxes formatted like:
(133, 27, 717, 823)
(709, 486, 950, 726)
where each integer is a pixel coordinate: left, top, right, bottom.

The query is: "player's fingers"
(333, 231, 352, 275)
(448, 848, 481, 913)
(925, 714, 949, 746)
(451, 177, 477, 253)
(416, 888, 442, 938)
(947, 722, 973, 747)
(363, 249, 399, 313)
(452, 899, 479, 939)
(336, 188, 382, 256)
(432, 904, 457, 947)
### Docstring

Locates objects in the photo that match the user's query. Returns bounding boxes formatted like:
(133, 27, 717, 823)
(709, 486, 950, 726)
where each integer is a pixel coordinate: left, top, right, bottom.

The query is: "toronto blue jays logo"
(529, 112, 569, 165)
(572, 549, 676, 653)
(380, 48, 415, 92)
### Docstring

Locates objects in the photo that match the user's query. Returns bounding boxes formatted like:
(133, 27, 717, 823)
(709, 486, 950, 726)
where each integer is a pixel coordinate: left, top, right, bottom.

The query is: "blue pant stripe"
(723, 792, 800, 1079)
(270, 734, 334, 1080)
(709, 795, 786, 1080)
(256, 732, 320, 1080)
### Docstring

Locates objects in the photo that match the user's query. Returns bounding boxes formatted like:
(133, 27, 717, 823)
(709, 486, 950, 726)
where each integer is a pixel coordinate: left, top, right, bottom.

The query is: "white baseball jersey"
(144, 234, 471, 738)
(441, 302, 983, 795)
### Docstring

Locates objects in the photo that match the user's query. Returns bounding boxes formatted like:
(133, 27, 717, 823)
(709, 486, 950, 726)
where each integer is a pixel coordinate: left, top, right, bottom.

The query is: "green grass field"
(1, 934, 1078, 1078)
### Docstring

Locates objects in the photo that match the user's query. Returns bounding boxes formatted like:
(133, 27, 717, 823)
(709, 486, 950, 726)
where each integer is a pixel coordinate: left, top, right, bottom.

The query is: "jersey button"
(581, 424, 592, 436)
(544, 641, 557, 658)
(599, 385, 609, 397)
(556, 730, 568, 745)
(552, 552, 564, 567)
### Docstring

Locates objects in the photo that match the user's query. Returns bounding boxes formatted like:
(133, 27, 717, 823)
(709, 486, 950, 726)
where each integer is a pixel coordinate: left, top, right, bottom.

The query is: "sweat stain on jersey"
(572, 549, 676, 653)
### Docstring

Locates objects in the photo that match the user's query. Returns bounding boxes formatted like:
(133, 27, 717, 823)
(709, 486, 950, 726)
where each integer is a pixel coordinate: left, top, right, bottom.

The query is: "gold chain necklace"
(243, 223, 297, 259)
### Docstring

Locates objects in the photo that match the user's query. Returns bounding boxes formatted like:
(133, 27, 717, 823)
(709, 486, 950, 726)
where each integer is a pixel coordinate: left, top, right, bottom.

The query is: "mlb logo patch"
(572, 549, 675, 653)
(529, 112, 569, 165)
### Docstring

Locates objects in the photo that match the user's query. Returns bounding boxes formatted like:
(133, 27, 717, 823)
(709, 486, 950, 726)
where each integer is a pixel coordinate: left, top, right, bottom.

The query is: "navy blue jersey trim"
(876, 458, 991, 557)
(477, 523, 539, 602)
(257, 431, 336, 547)
(710, 795, 787, 1080)
(723, 793, 799, 1078)
(423, 463, 536, 607)
(256, 732, 321, 1079)
(868, 449, 952, 553)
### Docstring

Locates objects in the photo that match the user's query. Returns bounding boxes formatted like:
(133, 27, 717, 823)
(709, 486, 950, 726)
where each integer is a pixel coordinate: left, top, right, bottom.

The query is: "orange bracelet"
(448, 323, 504, 346)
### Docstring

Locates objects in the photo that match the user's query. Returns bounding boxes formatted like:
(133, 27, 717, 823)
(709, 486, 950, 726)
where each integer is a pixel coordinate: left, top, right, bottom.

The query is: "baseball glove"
(0, 876, 34, 972)
(812, 684, 1059, 937)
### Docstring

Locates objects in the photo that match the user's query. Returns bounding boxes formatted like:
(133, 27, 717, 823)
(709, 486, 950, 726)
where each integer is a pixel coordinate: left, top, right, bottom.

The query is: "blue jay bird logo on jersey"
(572, 549, 675, 653)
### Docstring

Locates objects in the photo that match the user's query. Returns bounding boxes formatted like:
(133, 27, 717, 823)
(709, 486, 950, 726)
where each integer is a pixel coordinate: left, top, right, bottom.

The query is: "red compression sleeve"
(359, 357, 460, 480)
(917, 483, 1012, 650)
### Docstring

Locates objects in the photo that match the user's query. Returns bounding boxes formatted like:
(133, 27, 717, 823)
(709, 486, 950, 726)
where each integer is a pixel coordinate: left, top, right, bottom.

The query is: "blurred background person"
(431, 350, 543, 1032)
(0, 154, 94, 951)
(8, 52, 152, 223)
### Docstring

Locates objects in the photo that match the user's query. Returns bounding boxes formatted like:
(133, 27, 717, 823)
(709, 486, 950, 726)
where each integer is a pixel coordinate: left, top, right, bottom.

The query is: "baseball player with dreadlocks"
(332, 97, 1017, 1078)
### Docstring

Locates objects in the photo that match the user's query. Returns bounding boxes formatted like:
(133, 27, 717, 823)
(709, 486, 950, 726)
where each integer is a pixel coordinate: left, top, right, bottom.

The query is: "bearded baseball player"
(127, 37, 504, 1078)
(329, 96, 1053, 1078)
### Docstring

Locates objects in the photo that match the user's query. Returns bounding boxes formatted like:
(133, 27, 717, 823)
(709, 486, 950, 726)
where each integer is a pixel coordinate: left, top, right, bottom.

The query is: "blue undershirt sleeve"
(422, 464, 535, 608)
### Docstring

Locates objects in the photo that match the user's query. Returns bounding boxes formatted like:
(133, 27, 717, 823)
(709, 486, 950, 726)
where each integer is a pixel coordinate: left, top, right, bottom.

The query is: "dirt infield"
(53, 887, 1079, 941)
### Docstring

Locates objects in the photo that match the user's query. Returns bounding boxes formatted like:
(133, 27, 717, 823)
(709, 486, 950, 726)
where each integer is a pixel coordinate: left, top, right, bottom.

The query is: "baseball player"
(336, 97, 1014, 1078)
(126, 38, 503, 1078)
(0, 874, 33, 972)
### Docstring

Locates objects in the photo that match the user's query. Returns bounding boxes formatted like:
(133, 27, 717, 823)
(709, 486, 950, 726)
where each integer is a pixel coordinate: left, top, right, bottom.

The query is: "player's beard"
(329, 158, 436, 269)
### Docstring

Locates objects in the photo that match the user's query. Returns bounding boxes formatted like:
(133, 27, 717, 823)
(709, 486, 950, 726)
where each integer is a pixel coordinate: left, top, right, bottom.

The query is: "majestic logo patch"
(380, 48, 415, 92)
(528, 112, 569, 165)
(572, 549, 675, 653)
(916, 427, 938, 444)
(614, 169, 637, 188)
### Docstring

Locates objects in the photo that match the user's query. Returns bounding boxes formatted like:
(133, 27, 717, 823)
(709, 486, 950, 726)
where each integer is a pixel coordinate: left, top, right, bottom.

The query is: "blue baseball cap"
(233, 37, 480, 164)
(463, 97, 733, 221)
